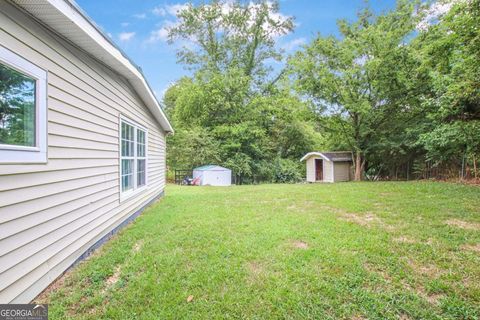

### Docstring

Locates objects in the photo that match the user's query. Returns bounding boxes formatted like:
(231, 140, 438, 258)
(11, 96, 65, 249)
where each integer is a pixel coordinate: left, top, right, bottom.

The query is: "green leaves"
(289, 1, 420, 180)
(164, 1, 319, 183)
(168, 0, 294, 85)
(165, 0, 480, 182)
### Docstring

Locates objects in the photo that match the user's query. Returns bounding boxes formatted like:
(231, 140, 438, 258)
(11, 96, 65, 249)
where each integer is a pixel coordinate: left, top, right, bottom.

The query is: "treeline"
(163, 0, 480, 183)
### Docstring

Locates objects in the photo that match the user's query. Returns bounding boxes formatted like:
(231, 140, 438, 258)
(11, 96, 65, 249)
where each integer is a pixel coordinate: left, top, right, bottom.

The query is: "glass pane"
(122, 174, 133, 192)
(137, 159, 146, 187)
(122, 159, 133, 175)
(121, 122, 126, 139)
(129, 125, 134, 140)
(121, 159, 134, 192)
(129, 141, 134, 157)
(137, 143, 145, 157)
(121, 140, 126, 157)
(0, 62, 36, 147)
(121, 122, 134, 157)
(137, 130, 144, 144)
(137, 129, 146, 157)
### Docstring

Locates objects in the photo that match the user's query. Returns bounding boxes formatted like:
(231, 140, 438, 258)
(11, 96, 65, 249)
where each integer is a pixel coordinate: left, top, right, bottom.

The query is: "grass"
(38, 182, 480, 319)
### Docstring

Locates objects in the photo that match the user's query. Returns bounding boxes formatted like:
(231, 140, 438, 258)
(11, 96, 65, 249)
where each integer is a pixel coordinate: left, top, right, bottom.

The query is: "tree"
(167, 0, 294, 87)
(289, 1, 421, 180)
(164, 0, 320, 183)
(414, 0, 480, 178)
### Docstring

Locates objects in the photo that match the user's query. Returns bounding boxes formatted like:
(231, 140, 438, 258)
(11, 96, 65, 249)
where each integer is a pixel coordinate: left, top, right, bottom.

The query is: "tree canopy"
(164, 0, 480, 183)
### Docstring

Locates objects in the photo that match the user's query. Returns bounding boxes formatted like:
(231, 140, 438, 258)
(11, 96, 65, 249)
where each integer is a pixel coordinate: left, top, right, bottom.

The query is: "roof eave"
(300, 152, 330, 162)
(300, 152, 353, 162)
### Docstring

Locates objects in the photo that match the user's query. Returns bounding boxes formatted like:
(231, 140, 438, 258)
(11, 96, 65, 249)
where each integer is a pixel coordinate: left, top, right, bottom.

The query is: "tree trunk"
(474, 154, 477, 179)
(354, 152, 364, 181)
(406, 161, 410, 180)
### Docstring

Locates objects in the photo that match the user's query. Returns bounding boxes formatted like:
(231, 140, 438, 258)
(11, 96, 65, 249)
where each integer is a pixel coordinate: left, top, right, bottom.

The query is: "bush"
(272, 158, 303, 183)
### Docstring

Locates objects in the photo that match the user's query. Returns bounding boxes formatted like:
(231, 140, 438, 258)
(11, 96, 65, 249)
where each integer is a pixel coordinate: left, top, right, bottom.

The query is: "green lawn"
(39, 182, 480, 319)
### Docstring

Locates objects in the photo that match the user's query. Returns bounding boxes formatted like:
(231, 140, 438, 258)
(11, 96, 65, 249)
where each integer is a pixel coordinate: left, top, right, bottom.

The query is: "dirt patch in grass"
(245, 261, 266, 284)
(364, 263, 393, 284)
(341, 213, 380, 226)
(132, 240, 144, 253)
(365, 262, 444, 306)
(407, 259, 444, 279)
(414, 282, 445, 305)
(340, 213, 394, 231)
(319, 205, 348, 215)
(393, 236, 418, 244)
(424, 292, 444, 305)
(291, 240, 309, 249)
(287, 201, 316, 212)
(103, 265, 121, 291)
(379, 192, 393, 197)
(246, 261, 263, 274)
(460, 243, 480, 253)
(445, 219, 480, 231)
(340, 212, 395, 231)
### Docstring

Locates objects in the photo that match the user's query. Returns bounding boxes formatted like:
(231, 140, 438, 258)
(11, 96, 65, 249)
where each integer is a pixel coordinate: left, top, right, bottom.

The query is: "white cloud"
(281, 37, 306, 51)
(146, 1, 292, 45)
(133, 13, 147, 19)
(119, 32, 136, 42)
(121, 22, 130, 27)
(165, 4, 189, 16)
(146, 20, 179, 43)
(152, 6, 167, 16)
(416, 0, 468, 31)
(150, 3, 189, 17)
(147, 27, 170, 43)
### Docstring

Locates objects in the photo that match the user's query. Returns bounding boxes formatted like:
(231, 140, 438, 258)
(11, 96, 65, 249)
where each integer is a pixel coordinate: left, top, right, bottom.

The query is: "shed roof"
(194, 165, 231, 171)
(301, 152, 353, 162)
(12, 0, 173, 133)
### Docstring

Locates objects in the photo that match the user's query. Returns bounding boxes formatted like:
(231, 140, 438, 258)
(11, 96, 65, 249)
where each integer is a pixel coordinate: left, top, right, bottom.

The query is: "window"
(0, 46, 47, 163)
(120, 117, 147, 196)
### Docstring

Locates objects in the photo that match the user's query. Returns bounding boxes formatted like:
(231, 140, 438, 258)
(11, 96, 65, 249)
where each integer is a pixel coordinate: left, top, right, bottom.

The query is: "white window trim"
(119, 115, 148, 201)
(0, 45, 47, 164)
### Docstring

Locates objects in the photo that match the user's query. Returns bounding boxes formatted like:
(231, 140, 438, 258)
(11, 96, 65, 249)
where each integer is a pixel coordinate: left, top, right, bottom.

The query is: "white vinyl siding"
(0, 1, 166, 304)
(306, 157, 316, 182)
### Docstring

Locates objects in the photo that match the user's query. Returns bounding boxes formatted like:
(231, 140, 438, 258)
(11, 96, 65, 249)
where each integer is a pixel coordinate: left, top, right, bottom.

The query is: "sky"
(75, 0, 397, 100)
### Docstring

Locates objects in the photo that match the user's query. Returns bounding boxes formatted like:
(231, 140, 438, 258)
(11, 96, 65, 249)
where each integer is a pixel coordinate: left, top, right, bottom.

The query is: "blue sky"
(76, 0, 396, 100)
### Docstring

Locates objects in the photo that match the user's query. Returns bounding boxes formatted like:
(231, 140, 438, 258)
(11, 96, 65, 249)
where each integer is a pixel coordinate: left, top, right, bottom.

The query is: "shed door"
(315, 159, 323, 181)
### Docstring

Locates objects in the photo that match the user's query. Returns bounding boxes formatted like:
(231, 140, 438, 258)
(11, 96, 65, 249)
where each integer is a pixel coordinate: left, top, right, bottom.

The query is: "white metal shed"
(193, 165, 232, 186)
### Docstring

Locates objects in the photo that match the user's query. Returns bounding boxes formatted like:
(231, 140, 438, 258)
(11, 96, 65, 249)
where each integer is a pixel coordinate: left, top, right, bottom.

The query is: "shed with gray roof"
(300, 152, 353, 183)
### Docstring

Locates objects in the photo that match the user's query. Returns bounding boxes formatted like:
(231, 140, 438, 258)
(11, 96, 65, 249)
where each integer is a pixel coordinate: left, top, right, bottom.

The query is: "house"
(193, 165, 232, 186)
(301, 152, 353, 183)
(0, 0, 173, 303)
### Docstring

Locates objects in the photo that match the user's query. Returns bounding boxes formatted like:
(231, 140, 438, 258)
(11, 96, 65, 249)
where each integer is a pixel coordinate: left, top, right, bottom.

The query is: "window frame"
(119, 115, 148, 201)
(0, 45, 48, 164)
